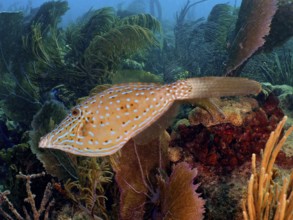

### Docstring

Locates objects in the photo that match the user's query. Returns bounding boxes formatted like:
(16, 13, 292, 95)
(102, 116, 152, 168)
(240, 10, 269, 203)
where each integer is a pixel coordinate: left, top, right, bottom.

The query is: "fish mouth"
(39, 136, 52, 149)
(39, 136, 71, 151)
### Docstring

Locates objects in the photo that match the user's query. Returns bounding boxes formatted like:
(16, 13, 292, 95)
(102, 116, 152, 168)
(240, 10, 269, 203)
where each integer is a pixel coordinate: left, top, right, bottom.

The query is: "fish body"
(39, 77, 261, 157)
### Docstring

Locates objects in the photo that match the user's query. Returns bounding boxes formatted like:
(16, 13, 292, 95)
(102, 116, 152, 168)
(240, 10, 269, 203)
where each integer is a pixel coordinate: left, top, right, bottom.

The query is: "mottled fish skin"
(39, 77, 261, 157)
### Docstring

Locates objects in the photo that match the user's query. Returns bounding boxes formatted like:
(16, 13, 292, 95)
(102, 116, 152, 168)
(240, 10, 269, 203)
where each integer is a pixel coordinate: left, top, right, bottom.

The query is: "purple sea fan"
(156, 162, 205, 220)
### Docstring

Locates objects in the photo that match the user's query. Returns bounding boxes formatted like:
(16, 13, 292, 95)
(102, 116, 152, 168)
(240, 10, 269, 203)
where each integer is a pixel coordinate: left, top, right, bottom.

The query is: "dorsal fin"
(76, 84, 112, 104)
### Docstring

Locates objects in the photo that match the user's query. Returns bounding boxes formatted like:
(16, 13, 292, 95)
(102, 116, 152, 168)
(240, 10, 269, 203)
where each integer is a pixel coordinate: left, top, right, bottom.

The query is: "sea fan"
(156, 162, 205, 220)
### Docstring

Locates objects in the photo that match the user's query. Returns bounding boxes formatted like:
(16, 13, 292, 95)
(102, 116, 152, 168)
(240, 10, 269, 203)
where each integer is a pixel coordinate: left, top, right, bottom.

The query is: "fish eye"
(71, 108, 80, 116)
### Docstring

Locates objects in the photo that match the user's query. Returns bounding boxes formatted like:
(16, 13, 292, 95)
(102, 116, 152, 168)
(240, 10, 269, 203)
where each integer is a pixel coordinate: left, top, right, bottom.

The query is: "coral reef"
(171, 93, 285, 172)
(1, 1, 293, 220)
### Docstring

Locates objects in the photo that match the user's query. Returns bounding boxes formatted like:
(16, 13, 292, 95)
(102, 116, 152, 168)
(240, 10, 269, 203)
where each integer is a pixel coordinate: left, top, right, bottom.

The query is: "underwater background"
(0, 0, 292, 219)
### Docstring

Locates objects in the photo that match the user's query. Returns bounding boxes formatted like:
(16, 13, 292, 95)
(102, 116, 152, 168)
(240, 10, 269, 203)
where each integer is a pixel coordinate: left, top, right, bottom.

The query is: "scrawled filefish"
(39, 77, 261, 157)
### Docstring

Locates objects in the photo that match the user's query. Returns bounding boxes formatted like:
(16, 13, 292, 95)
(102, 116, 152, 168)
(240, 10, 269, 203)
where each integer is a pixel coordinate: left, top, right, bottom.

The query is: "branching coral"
(242, 116, 293, 220)
(0, 172, 55, 220)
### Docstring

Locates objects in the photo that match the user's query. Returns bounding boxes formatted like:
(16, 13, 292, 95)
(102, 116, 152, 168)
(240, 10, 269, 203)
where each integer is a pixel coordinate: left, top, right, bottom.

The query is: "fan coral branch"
(156, 162, 205, 220)
(242, 116, 293, 220)
(225, 0, 278, 76)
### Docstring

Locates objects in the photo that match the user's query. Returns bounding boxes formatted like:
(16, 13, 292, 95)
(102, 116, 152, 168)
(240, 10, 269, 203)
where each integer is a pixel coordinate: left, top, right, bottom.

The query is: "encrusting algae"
(39, 77, 261, 156)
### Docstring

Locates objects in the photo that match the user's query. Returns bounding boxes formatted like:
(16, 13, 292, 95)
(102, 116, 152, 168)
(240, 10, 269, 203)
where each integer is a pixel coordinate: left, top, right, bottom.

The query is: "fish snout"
(39, 136, 51, 149)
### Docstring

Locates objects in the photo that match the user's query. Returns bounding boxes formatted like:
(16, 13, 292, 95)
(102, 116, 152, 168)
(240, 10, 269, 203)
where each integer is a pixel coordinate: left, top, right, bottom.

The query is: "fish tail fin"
(175, 77, 261, 100)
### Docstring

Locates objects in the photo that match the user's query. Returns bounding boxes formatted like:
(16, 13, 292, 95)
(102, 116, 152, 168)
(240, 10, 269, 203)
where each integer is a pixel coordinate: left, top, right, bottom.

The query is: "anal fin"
(133, 102, 179, 145)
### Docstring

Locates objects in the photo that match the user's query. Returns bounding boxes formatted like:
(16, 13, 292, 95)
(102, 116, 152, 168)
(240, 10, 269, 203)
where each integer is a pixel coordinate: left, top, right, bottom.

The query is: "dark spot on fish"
(71, 108, 79, 116)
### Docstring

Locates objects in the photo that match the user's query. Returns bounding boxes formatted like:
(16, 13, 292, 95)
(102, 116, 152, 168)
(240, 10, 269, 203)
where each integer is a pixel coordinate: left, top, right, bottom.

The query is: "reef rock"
(188, 97, 259, 127)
